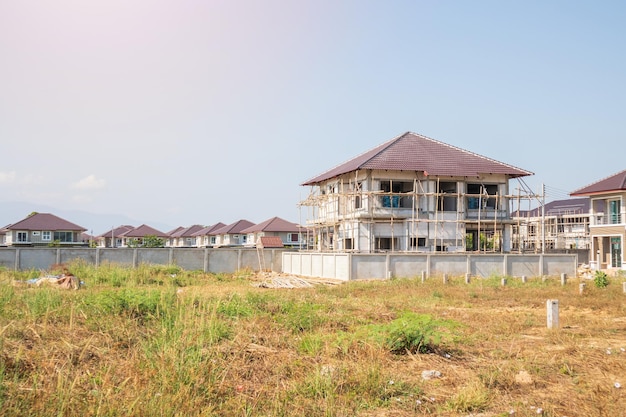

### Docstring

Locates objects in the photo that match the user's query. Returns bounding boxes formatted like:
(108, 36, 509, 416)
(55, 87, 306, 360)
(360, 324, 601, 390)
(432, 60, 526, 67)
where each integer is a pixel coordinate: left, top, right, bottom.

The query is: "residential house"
(571, 169, 626, 270)
(0, 212, 87, 247)
(240, 216, 305, 248)
(167, 225, 205, 247)
(210, 220, 255, 247)
(164, 226, 185, 247)
(299, 132, 534, 253)
(96, 225, 135, 248)
(192, 223, 226, 247)
(511, 198, 591, 251)
(118, 224, 169, 247)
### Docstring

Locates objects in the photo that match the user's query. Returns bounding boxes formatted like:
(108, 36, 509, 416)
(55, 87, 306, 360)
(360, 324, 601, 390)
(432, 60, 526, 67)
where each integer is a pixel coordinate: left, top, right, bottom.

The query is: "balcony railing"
(591, 213, 623, 225)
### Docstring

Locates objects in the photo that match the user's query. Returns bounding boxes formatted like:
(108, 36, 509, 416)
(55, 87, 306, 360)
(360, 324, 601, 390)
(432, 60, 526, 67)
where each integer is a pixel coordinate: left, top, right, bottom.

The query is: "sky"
(1, 0, 625, 234)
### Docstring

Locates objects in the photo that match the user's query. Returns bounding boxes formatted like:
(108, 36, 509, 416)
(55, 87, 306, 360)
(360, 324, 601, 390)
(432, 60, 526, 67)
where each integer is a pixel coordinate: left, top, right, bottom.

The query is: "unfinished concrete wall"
(283, 252, 578, 281)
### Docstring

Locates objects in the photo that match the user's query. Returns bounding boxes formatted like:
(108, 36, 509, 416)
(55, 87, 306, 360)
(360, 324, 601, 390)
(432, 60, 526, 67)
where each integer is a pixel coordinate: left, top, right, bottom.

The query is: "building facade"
(300, 132, 535, 253)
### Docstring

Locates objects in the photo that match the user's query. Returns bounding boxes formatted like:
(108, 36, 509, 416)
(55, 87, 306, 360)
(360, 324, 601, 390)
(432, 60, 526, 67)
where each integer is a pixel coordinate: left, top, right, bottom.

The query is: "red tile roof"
(211, 219, 255, 235)
(120, 224, 168, 238)
(97, 225, 135, 238)
(240, 217, 301, 233)
(513, 198, 590, 217)
(170, 225, 205, 238)
(192, 222, 227, 237)
(6, 213, 86, 231)
(257, 236, 284, 248)
(302, 132, 533, 185)
(571, 169, 626, 196)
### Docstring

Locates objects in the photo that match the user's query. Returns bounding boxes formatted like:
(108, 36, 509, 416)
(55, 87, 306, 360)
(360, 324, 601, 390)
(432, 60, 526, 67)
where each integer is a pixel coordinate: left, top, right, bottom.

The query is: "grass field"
(1, 262, 625, 416)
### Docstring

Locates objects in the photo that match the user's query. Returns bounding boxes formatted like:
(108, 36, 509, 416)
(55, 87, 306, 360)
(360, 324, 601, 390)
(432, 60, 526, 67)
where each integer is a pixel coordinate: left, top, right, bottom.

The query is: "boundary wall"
(0, 248, 288, 273)
(282, 252, 578, 281)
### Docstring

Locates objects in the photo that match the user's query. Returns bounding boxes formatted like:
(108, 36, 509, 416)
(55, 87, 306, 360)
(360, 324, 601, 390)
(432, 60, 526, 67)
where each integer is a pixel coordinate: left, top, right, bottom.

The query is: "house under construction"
(299, 132, 540, 253)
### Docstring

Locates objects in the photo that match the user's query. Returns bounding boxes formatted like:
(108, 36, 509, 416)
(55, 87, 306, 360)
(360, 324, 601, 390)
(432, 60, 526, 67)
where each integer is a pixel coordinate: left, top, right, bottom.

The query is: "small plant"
(384, 311, 458, 354)
(594, 270, 609, 288)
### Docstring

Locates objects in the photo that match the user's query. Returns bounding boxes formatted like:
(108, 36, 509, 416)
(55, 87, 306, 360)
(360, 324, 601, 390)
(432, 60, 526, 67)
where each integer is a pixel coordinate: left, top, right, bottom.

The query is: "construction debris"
(253, 272, 341, 289)
(13, 265, 82, 290)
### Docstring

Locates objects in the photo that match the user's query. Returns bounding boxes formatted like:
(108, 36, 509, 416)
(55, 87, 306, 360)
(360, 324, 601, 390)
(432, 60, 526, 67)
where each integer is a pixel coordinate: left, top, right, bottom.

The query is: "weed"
(446, 380, 490, 413)
(594, 270, 609, 288)
(217, 293, 253, 318)
(385, 311, 459, 354)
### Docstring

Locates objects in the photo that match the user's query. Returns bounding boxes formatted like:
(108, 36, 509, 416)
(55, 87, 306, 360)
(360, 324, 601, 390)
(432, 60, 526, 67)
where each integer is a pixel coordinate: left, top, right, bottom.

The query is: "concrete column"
(561, 273, 567, 285)
(547, 299, 559, 329)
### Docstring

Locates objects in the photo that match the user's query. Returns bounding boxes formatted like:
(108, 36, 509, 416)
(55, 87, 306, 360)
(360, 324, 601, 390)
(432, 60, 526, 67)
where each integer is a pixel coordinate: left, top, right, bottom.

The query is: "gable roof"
(120, 224, 168, 238)
(6, 213, 86, 231)
(302, 131, 533, 185)
(166, 226, 186, 236)
(170, 224, 205, 238)
(211, 219, 255, 235)
(514, 198, 590, 217)
(97, 225, 135, 238)
(240, 217, 301, 233)
(192, 222, 227, 237)
(570, 169, 626, 196)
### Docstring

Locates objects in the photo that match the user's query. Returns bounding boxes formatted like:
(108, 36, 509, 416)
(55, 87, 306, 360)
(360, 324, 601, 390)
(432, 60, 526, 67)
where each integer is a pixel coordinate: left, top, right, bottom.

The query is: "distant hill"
(0, 201, 174, 236)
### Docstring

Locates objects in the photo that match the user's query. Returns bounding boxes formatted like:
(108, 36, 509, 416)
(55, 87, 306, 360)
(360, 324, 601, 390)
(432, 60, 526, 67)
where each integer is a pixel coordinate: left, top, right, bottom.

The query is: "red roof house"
(300, 131, 533, 253)
(1, 212, 87, 246)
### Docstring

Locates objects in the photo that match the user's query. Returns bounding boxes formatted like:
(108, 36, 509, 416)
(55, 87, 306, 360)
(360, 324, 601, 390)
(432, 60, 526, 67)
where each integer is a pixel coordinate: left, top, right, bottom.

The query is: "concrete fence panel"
(0, 247, 289, 274)
(431, 255, 468, 276)
(507, 255, 540, 277)
(471, 255, 505, 277)
(282, 252, 578, 280)
(99, 249, 135, 267)
(390, 254, 429, 279)
(352, 254, 387, 280)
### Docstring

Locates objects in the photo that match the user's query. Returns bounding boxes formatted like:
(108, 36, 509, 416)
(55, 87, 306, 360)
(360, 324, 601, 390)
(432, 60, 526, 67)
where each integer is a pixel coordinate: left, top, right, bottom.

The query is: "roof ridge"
(572, 168, 626, 194)
(302, 132, 410, 185)
(408, 131, 533, 176)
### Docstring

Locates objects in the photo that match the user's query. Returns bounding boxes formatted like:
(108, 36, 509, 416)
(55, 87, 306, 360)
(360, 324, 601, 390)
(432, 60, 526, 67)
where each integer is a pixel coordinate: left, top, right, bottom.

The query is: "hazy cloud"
(0, 171, 17, 184)
(71, 175, 107, 190)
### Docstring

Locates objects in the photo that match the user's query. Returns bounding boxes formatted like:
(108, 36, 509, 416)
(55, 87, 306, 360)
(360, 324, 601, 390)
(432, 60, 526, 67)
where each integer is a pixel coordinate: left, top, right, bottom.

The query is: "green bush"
(384, 311, 458, 354)
(594, 270, 609, 288)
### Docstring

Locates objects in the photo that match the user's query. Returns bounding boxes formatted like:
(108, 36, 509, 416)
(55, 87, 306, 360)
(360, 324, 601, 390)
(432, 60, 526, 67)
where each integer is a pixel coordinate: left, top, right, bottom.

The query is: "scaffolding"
(298, 173, 544, 253)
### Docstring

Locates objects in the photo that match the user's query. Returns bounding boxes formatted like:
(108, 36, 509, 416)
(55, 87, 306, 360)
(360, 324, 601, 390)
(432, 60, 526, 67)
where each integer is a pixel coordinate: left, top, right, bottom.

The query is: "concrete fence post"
(501, 278, 507, 286)
(579, 283, 586, 295)
(623, 282, 626, 294)
(443, 273, 449, 284)
(547, 299, 559, 329)
(521, 275, 527, 283)
(465, 273, 471, 284)
(561, 273, 567, 285)
(421, 270, 426, 283)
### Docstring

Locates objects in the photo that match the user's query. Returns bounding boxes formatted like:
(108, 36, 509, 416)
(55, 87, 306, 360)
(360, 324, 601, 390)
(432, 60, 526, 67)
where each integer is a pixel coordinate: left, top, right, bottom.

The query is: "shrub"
(384, 311, 458, 354)
(594, 270, 609, 288)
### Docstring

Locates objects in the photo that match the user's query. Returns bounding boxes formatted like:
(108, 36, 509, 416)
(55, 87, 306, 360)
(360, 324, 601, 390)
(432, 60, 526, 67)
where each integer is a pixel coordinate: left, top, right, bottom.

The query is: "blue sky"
(1, 1, 624, 234)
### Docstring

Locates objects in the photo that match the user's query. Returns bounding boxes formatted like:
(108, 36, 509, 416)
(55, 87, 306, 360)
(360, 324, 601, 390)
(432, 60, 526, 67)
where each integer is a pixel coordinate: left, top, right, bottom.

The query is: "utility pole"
(541, 183, 546, 254)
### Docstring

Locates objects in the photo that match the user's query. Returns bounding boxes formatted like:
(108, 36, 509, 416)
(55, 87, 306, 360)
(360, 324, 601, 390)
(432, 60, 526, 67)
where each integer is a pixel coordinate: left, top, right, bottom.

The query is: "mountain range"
(1, 201, 175, 236)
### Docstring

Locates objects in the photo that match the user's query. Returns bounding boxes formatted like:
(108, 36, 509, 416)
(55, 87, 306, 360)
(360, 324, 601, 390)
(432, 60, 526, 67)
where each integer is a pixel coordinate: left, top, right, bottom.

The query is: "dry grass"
(1, 264, 625, 416)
